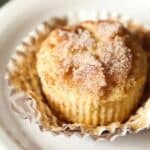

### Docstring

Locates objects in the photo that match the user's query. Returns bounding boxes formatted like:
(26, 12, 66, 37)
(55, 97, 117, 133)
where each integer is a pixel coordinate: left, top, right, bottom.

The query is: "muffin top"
(37, 20, 147, 99)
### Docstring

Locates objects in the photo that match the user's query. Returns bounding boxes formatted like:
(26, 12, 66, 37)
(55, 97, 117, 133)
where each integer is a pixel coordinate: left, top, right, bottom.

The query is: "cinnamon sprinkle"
(56, 27, 96, 53)
(51, 21, 133, 94)
(99, 37, 132, 84)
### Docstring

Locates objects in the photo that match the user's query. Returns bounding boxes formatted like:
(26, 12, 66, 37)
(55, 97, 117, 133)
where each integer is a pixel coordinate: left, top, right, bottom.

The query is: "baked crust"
(36, 20, 148, 126)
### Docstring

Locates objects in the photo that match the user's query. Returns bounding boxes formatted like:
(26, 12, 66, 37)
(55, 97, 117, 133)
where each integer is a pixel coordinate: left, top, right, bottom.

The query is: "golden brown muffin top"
(39, 20, 144, 96)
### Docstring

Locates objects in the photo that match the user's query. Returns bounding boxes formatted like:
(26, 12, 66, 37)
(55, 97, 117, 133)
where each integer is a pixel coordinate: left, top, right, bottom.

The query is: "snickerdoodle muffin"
(36, 20, 148, 126)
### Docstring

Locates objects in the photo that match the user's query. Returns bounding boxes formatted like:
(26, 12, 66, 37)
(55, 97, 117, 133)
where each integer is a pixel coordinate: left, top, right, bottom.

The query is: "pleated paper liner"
(5, 12, 150, 141)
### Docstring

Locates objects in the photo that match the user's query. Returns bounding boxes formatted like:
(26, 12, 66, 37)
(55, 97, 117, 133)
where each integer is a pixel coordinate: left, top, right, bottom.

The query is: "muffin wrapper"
(5, 12, 150, 141)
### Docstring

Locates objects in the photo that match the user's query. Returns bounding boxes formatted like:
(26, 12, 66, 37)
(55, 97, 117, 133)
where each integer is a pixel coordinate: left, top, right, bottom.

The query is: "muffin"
(36, 20, 148, 126)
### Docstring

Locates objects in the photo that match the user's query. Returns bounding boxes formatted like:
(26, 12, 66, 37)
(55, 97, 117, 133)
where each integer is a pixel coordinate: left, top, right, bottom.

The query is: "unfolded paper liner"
(5, 12, 150, 141)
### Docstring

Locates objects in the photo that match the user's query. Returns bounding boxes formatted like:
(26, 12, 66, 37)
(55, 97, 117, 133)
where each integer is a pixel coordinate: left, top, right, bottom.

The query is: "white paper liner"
(5, 11, 150, 141)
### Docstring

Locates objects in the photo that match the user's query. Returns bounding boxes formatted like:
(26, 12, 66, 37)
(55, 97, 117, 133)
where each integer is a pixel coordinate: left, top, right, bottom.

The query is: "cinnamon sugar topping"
(55, 27, 96, 53)
(99, 37, 132, 83)
(72, 53, 107, 93)
(96, 21, 125, 38)
(55, 21, 132, 93)
(60, 53, 107, 93)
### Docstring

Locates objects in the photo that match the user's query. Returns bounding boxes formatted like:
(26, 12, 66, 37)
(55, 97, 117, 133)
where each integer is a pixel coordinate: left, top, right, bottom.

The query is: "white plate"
(0, 0, 150, 150)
